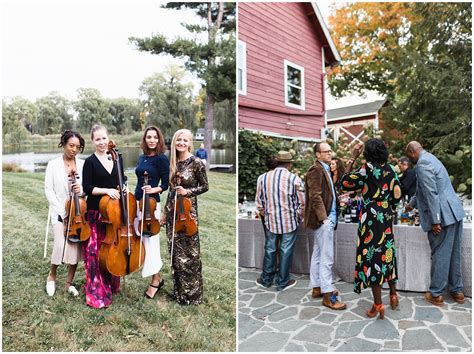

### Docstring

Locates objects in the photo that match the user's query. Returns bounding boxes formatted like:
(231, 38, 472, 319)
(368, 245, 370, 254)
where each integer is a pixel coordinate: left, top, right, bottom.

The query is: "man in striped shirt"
(255, 151, 305, 291)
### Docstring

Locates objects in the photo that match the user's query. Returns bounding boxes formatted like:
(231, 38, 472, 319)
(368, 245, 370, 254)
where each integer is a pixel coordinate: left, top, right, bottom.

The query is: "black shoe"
(255, 277, 271, 288)
(278, 279, 297, 291)
(144, 279, 164, 299)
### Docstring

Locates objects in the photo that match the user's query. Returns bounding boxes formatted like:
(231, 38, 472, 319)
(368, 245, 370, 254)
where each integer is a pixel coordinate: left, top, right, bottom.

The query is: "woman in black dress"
(341, 139, 402, 319)
(161, 129, 209, 305)
(82, 124, 123, 308)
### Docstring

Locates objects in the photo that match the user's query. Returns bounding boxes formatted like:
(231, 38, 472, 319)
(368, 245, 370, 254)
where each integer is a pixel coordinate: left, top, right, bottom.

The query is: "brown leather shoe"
(322, 291, 346, 310)
(424, 292, 444, 306)
(312, 287, 339, 298)
(449, 291, 465, 304)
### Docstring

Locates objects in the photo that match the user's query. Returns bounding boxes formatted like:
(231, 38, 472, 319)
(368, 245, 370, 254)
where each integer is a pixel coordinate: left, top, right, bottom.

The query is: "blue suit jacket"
(410, 150, 464, 232)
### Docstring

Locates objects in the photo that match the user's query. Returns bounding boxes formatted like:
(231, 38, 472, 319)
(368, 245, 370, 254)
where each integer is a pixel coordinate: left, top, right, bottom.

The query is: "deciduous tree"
(74, 88, 113, 134)
(328, 2, 471, 195)
(35, 92, 72, 135)
(139, 66, 196, 138)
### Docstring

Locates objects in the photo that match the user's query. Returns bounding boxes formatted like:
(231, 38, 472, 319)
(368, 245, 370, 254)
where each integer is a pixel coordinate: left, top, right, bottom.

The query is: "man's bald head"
(405, 141, 423, 164)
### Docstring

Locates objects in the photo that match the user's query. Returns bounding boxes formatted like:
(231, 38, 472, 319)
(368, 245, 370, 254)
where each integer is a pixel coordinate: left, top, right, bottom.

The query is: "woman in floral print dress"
(341, 139, 402, 319)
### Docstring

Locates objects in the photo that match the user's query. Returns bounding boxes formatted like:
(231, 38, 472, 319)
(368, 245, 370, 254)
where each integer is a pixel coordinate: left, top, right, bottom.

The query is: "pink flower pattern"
(82, 211, 120, 308)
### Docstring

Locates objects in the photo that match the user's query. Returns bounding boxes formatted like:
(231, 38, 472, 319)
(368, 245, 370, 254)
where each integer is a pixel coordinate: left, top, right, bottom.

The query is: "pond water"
(2, 146, 235, 173)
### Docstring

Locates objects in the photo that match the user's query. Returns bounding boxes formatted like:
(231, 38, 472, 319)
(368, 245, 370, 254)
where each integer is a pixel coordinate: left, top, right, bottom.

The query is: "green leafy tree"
(108, 97, 142, 135)
(139, 66, 196, 138)
(238, 129, 279, 201)
(35, 92, 72, 135)
(2, 97, 36, 144)
(130, 2, 236, 168)
(73, 88, 113, 134)
(212, 98, 235, 147)
(328, 2, 471, 196)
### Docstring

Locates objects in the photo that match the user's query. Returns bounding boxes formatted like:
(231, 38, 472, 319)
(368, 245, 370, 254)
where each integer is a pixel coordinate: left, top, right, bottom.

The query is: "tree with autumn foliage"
(328, 2, 471, 196)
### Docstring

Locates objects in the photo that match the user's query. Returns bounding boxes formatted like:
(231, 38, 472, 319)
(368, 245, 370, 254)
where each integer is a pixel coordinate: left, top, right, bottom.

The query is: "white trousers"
(309, 221, 335, 293)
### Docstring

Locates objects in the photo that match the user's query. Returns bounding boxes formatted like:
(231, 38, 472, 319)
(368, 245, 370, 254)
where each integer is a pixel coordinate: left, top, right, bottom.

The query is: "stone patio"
(238, 268, 472, 352)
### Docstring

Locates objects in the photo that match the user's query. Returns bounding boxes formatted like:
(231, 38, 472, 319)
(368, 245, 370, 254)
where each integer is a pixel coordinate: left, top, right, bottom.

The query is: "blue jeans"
(260, 227, 298, 290)
(428, 220, 464, 297)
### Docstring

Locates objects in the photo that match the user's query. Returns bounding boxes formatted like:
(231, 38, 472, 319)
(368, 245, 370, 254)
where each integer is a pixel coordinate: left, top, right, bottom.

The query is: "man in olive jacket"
(304, 142, 346, 310)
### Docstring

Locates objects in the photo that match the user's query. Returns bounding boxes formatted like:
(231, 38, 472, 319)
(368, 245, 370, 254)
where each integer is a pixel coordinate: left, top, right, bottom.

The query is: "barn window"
(284, 60, 305, 109)
(237, 40, 247, 95)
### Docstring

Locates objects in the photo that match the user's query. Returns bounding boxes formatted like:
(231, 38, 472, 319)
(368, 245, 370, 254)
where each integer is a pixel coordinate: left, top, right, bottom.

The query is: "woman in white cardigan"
(44, 130, 85, 297)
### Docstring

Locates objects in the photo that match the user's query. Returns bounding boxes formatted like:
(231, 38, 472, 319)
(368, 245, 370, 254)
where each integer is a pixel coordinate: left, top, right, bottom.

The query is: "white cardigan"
(44, 156, 85, 225)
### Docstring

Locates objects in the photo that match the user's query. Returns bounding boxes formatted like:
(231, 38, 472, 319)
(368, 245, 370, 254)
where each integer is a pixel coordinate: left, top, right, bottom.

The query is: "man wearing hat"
(305, 142, 346, 310)
(255, 151, 305, 291)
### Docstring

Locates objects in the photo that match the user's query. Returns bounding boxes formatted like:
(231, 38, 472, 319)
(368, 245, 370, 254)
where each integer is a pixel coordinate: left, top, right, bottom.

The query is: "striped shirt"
(255, 167, 305, 234)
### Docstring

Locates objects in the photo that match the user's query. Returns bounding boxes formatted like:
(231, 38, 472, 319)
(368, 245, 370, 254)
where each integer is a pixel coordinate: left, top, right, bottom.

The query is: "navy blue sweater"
(134, 153, 170, 202)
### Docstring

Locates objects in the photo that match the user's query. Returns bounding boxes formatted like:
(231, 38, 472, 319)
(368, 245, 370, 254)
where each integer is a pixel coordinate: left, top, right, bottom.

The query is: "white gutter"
(311, 2, 341, 63)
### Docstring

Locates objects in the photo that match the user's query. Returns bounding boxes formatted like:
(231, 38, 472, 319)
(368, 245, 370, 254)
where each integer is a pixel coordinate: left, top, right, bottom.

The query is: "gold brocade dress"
(164, 155, 209, 305)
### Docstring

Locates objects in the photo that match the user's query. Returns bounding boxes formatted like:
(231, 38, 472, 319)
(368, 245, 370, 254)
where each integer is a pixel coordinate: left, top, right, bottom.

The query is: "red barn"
(326, 99, 389, 145)
(238, 2, 340, 142)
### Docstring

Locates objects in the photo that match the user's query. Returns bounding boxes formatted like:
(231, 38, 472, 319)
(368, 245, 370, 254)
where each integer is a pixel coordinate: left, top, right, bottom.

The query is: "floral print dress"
(340, 162, 402, 294)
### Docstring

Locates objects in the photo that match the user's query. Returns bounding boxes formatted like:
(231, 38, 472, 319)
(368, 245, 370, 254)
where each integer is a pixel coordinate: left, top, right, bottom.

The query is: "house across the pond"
(238, 2, 340, 142)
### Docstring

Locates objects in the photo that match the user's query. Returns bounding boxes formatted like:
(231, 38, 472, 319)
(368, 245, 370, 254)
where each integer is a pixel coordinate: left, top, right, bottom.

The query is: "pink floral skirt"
(82, 211, 120, 308)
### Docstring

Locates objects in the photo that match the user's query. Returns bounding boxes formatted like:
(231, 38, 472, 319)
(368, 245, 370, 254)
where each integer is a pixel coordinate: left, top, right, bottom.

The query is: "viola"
(138, 171, 160, 236)
(64, 170, 90, 242)
(98, 141, 145, 276)
(174, 171, 198, 237)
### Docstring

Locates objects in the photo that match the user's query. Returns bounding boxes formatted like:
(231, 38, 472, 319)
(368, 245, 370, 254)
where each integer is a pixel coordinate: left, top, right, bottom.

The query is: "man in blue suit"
(405, 141, 465, 306)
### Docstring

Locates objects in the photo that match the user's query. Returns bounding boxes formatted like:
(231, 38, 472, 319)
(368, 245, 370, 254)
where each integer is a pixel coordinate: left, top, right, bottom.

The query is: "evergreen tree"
(130, 2, 236, 168)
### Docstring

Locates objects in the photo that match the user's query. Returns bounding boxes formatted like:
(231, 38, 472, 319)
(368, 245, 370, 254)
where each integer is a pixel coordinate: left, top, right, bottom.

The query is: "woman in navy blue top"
(134, 126, 170, 299)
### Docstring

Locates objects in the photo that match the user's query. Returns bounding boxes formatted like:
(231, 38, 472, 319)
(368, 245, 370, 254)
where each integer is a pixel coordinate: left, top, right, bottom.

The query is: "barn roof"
(327, 99, 387, 122)
(308, 3, 341, 66)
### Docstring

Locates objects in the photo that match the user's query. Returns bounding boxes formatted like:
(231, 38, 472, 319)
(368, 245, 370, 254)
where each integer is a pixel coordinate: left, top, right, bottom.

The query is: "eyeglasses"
(319, 150, 332, 154)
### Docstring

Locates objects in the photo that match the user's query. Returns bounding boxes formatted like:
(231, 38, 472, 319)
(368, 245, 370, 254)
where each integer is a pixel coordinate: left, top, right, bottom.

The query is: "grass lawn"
(2, 171, 236, 351)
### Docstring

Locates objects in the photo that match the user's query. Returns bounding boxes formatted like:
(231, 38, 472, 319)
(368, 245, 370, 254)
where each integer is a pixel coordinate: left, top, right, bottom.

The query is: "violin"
(98, 141, 145, 276)
(138, 171, 160, 236)
(64, 170, 90, 242)
(174, 171, 198, 237)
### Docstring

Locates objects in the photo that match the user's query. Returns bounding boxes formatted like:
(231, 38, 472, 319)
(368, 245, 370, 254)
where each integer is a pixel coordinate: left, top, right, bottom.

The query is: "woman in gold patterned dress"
(161, 129, 209, 305)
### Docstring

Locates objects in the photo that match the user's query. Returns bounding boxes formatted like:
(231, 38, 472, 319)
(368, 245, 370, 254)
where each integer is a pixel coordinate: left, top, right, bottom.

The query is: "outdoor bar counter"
(239, 218, 472, 296)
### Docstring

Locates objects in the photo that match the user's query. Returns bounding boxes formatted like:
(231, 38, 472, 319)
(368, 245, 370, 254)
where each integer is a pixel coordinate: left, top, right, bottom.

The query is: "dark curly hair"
(363, 138, 388, 164)
(58, 130, 85, 153)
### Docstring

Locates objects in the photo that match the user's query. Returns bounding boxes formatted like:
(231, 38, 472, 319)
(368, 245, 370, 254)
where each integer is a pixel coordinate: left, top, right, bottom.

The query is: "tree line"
(3, 2, 236, 154)
(2, 65, 234, 146)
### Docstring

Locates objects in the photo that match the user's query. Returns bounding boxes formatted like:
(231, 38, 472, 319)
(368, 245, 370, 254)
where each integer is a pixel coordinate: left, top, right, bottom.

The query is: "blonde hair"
(169, 129, 193, 187)
(90, 124, 107, 140)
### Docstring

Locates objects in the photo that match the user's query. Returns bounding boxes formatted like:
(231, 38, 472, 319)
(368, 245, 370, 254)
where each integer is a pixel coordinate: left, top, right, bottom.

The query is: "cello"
(64, 170, 90, 242)
(98, 141, 145, 276)
(138, 171, 161, 236)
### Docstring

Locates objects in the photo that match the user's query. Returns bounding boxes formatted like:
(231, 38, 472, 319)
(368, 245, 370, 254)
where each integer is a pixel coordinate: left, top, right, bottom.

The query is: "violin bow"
(139, 180, 146, 268)
(170, 172, 180, 277)
(61, 176, 75, 264)
(43, 207, 51, 259)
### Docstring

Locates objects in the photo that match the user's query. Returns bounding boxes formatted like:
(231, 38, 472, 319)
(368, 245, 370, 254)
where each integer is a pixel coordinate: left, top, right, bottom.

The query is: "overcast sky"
(2, 1, 381, 108)
(2, 1, 203, 101)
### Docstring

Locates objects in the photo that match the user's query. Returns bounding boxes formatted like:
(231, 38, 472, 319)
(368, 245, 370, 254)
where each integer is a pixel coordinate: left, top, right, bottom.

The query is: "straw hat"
(275, 151, 294, 162)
